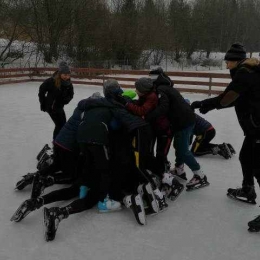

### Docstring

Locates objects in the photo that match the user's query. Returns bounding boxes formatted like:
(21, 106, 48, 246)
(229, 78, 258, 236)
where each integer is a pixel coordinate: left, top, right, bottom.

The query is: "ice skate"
(43, 207, 68, 242)
(248, 215, 260, 232)
(217, 143, 232, 159)
(31, 175, 54, 199)
(36, 144, 51, 161)
(170, 164, 187, 181)
(137, 182, 159, 214)
(162, 172, 184, 200)
(15, 172, 38, 190)
(186, 174, 209, 191)
(10, 197, 43, 222)
(227, 143, 236, 155)
(123, 194, 146, 225)
(37, 151, 54, 171)
(97, 197, 122, 213)
(227, 187, 256, 205)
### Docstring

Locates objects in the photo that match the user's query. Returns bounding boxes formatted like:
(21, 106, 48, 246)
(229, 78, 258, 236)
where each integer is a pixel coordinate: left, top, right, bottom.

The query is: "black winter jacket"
(199, 58, 260, 137)
(38, 74, 74, 112)
(146, 73, 195, 133)
(79, 98, 148, 133)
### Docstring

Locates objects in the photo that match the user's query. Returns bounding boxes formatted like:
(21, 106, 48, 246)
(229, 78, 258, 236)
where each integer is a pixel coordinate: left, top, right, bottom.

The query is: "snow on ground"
(0, 82, 260, 260)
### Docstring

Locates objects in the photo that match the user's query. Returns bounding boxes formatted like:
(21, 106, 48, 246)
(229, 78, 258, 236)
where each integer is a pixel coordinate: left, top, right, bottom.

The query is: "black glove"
(190, 101, 202, 110)
(199, 106, 214, 114)
(40, 103, 46, 112)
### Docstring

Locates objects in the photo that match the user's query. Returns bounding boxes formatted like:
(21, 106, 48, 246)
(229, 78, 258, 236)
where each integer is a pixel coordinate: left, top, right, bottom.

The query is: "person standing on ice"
(38, 61, 74, 140)
(146, 67, 209, 191)
(191, 43, 260, 206)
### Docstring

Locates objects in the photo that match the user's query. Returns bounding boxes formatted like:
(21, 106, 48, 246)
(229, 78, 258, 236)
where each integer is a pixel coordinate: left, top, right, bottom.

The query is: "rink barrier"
(0, 67, 231, 96)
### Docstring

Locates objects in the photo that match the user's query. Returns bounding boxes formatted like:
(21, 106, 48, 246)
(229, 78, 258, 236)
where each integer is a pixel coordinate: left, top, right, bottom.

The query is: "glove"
(79, 185, 89, 199)
(190, 101, 202, 110)
(199, 106, 214, 114)
(40, 103, 46, 112)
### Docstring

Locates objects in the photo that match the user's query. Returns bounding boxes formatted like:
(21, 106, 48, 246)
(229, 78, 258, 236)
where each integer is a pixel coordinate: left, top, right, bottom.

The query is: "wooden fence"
(0, 67, 231, 96)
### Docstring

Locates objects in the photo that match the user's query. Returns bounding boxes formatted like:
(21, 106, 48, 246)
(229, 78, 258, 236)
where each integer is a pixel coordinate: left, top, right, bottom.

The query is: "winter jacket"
(77, 107, 112, 145)
(146, 73, 195, 133)
(79, 98, 148, 133)
(198, 58, 260, 137)
(193, 114, 213, 136)
(38, 73, 74, 112)
(126, 92, 158, 116)
(54, 98, 96, 152)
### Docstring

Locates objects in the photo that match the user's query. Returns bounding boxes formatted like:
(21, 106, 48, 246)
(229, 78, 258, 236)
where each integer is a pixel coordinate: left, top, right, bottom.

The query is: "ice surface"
(0, 82, 259, 260)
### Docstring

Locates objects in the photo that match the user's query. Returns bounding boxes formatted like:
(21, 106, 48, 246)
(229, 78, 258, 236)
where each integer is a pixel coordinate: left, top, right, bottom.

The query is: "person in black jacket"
(38, 62, 74, 140)
(147, 68, 209, 191)
(191, 43, 260, 205)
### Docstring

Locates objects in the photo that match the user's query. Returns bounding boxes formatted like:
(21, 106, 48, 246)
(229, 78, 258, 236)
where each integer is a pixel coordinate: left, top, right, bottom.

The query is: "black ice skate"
(227, 143, 236, 155)
(248, 215, 260, 232)
(137, 182, 159, 215)
(36, 144, 51, 161)
(15, 172, 38, 190)
(37, 150, 54, 171)
(123, 194, 146, 225)
(153, 192, 168, 212)
(162, 179, 184, 201)
(31, 175, 54, 199)
(10, 198, 43, 222)
(43, 207, 69, 242)
(186, 175, 210, 191)
(227, 187, 256, 205)
(170, 166, 187, 181)
(217, 143, 232, 159)
(162, 173, 184, 200)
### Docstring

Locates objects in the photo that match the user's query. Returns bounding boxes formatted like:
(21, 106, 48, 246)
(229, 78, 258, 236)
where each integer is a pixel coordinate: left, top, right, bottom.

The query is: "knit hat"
(149, 67, 164, 75)
(224, 43, 246, 61)
(103, 79, 122, 98)
(135, 77, 154, 94)
(58, 61, 71, 74)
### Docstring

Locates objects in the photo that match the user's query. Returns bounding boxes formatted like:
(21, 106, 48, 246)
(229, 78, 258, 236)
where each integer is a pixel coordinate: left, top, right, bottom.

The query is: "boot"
(227, 186, 256, 204)
(43, 207, 69, 242)
(10, 197, 44, 222)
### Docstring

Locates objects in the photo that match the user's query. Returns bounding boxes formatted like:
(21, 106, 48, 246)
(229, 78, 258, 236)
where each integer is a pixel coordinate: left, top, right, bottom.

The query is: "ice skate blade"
(227, 193, 256, 205)
(186, 182, 210, 192)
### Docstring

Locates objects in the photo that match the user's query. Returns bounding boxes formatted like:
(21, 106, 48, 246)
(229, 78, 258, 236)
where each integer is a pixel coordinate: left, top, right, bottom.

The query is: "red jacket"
(126, 92, 158, 117)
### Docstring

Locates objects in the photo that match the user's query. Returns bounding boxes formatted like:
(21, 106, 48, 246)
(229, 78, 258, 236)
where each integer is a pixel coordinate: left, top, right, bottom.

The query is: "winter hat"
(135, 77, 154, 94)
(184, 98, 191, 105)
(149, 67, 164, 80)
(122, 90, 136, 100)
(58, 61, 71, 74)
(224, 43, 246, 61)
(90, 92, 102, 99)
(103, 79, 123, 98)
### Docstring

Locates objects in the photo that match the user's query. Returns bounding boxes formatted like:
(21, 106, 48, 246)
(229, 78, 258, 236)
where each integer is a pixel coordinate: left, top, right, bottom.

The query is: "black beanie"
(149, 67, 164, 75)
(135, 77, 154, 94)
(224, 43, 246, 61)
(58, 61, 71, 74)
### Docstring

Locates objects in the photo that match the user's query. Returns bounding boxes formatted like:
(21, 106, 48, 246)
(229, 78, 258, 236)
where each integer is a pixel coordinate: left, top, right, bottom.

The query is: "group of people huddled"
(11, 43, 260, 241)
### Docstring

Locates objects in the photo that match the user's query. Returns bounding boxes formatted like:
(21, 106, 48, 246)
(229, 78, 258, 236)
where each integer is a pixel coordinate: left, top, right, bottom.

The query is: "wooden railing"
(0, 67, 230, 96)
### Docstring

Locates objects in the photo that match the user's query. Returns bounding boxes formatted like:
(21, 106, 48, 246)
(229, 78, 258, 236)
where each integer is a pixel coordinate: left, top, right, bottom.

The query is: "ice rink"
(0, 82, 259, 260)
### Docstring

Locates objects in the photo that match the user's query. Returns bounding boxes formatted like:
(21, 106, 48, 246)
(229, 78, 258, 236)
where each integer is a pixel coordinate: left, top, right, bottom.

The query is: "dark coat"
(79, 98, 148, 133)
(146, 73, 195, 133)
(199, 58, 260, 137)
(38, 74, 74, 112)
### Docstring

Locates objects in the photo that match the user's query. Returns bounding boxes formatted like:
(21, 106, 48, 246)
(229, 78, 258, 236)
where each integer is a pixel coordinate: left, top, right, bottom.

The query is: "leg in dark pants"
(191, 128, 217, 156)
(240, 136, 260, 187)
(48, 109, 66, 140)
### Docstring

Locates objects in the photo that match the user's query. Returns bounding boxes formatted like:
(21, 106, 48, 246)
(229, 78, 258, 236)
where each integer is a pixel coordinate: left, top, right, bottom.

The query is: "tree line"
(1, 0, 260, 68)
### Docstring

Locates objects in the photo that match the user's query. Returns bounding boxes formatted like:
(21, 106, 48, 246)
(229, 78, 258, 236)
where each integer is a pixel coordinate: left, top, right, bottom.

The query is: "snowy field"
(0, 82, 260, 260)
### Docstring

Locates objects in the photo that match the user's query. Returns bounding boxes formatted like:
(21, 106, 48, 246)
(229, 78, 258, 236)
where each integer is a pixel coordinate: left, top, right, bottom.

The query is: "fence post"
(209, 76, 212, 96)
